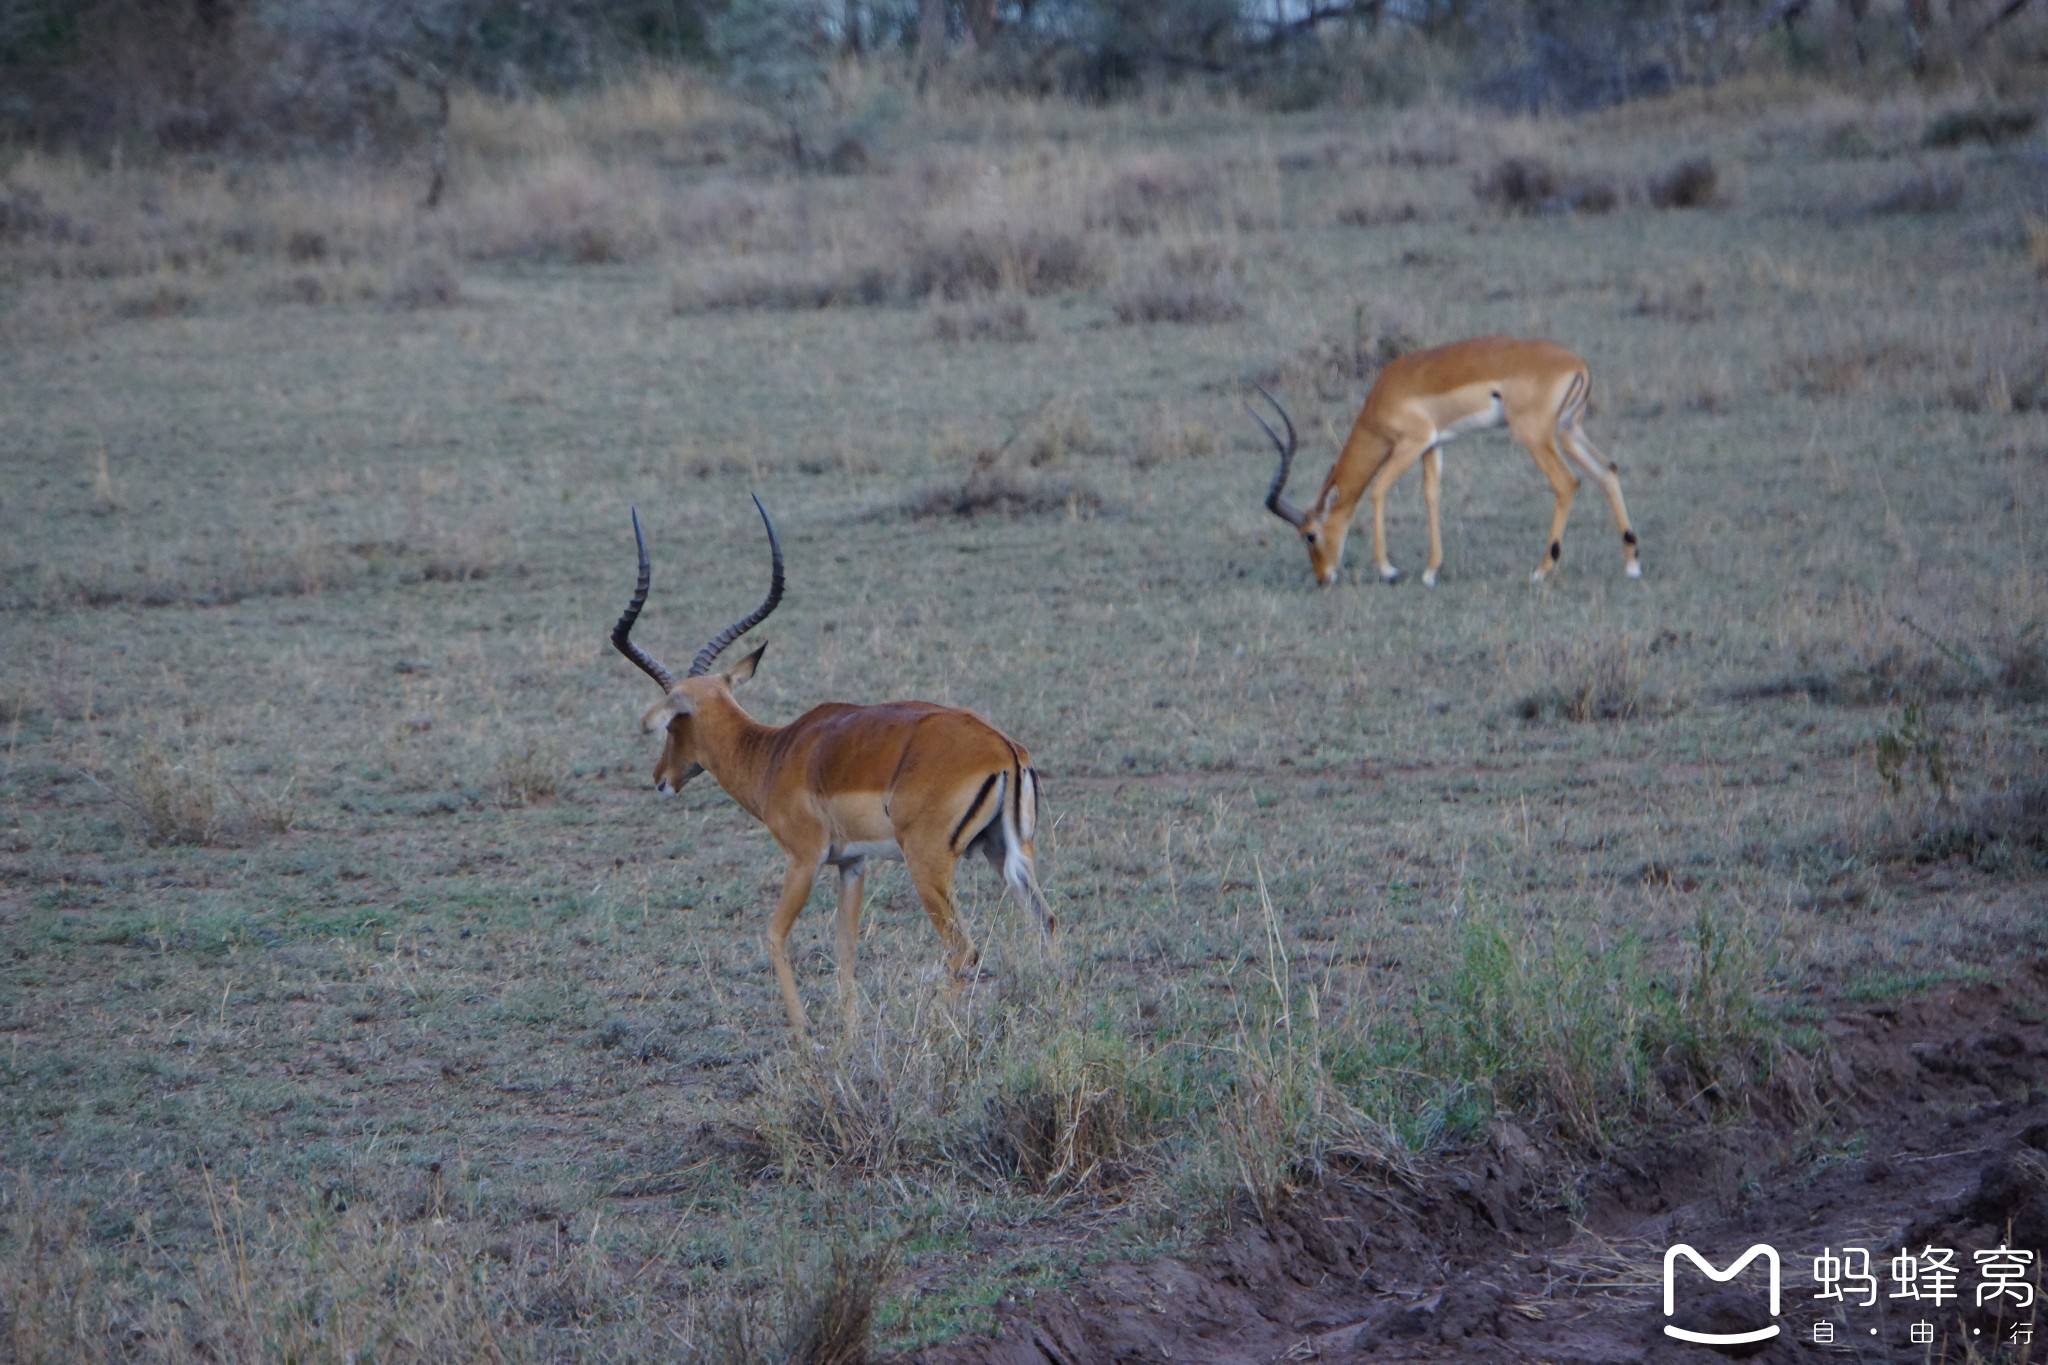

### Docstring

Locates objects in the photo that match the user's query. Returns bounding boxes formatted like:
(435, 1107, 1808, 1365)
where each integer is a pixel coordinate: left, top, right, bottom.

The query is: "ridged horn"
(611, 506, 676, 691)
(1247, 383, 1306, 529)
(690, 494, 785, 678)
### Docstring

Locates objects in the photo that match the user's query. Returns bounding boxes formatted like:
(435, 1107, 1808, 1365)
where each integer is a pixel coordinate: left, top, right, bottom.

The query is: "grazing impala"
(611, 498, 1054, 1036)
(1250, 336, 1641, 588)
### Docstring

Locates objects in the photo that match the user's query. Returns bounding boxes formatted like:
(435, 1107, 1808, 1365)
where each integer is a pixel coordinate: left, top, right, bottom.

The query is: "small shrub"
(389, 252, 462, 310)
(1110, 241, 1244, 325)
(1925, 103, 2038, 148)
(490, 739, 565, 806)
(1866, 170, 1964, 216)
(1133, 412, 1218, 469)
(904, 225, 1108, 300)
(904, 465, 1101, 520)
(980, 1029, 1141, 1192)
(110, 279, 204, 320)
(457, 155, 667, 264)
(929, 296, 1035, 343)
(710, 1244, 895, 1365)
(129, 749, 224, 846)
(1769, 335, 1932, 397)
(675, 256, 891, 312)
(1474, 156, 1558, 213)
(1515, 633, 1668, 723)
(1647, 156, 1718, 209)
(1335, 198, 1422, 227)
(1633, 277, 1712, 323)
(1087, 154, 1220, 235)
(1473, 157, 1613, 215)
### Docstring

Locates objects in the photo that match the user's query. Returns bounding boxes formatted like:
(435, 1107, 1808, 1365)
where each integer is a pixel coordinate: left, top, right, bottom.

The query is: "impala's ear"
(641, 691, 695, 733)
(726, 641, 767, 688)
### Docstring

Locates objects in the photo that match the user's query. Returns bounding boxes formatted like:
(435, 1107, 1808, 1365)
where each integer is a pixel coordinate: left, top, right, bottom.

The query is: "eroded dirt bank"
(904, 962, 2048, 1364)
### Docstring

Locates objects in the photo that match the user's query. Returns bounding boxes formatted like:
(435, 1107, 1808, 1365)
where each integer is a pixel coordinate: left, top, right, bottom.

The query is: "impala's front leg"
(1366, 437, 1429, 584)
(767, 853, 821, 1035)
(833, 860, 866, 1034)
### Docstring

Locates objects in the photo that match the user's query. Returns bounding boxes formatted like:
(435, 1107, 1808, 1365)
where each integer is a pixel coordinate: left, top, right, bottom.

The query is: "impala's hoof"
(1421, 569, 1438, 587)
(1379, 564, 1401, 584)
(1627, 561, 1643, 580)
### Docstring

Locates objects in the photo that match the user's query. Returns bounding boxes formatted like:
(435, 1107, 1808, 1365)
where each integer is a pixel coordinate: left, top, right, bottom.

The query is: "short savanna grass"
(2, 68, 2045, 1359)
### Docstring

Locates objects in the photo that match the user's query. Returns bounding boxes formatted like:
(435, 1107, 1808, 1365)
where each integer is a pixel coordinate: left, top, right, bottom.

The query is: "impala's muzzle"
(655, 761, 704, 796)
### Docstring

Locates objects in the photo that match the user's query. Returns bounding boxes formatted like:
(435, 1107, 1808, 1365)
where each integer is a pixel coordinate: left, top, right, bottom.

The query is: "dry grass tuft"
(929, 296, 1036, 343)
(1110, 241, 1244, 325)
(905, 464, 1102, 520)
(905, 224, 1108, 300)
(1335, 197, 1423, 227)
(1473, 157, 1616, 215)
(1633, 276, 1712, 323)
(1865, 169, 1964, 216)
(980, 1030, 1142, 1192)
(127, 748, 226, 846)
(1770, 334, 1933, 397)
(1086, 153, 1221, 234)
(1646, 155, 1718, 209)
(711, 1243, 896, 1365)
(490, 739, 566, 806)
(1133, 409, 1220, 469)
(389, 251, 463, 309)
(456, 154, 668, 263)
(1924, 102, 2038, 148)
(1514, 633, 1671, 723)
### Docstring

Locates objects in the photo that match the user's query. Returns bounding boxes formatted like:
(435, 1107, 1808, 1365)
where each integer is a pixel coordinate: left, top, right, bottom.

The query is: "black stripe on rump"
(949, 773, 1001, 852)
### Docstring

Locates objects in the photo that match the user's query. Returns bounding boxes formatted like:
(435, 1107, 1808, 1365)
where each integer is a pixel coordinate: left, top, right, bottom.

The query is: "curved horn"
(612, 506, 676, 690)
(1247, 383, 1306, 529)
(690, 494, 785, 678)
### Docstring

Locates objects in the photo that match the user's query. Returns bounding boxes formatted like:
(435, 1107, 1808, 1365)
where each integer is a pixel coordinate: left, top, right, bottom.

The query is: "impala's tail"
(999, 753, 1056, 946)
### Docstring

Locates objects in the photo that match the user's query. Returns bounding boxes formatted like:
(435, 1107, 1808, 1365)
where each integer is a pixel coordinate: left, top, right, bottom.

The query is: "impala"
(1250, 336, 1641, 588)
(611, 498, 1054, 1036)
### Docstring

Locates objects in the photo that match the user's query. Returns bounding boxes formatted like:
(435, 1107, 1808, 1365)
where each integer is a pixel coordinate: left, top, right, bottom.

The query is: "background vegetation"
(1, 6, 2046, 1358)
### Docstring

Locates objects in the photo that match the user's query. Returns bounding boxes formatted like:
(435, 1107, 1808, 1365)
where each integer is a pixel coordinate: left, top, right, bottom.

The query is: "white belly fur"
(829, 839, 904, 864)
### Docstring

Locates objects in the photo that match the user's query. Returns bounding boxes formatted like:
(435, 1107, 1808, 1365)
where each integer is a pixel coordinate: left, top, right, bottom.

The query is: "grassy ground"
(2, 70, 2045, 1359)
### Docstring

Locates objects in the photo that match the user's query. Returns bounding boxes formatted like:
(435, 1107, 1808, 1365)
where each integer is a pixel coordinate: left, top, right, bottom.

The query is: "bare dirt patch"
(903, 965, 2048, 1364)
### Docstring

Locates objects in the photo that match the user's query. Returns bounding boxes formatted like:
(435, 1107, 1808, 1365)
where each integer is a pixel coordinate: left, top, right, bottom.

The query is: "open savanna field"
(2, 68, 2047, 1360)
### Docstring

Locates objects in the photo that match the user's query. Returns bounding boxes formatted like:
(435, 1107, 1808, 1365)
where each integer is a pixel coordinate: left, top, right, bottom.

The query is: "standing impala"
(611, 498, 1054, 1036)
(1251, 336, 1641, 588)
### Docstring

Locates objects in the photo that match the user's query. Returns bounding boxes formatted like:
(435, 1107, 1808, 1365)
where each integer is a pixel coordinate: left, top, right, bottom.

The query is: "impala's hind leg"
(901, 836, 978, 999)
(1560, 420, 1641, 578)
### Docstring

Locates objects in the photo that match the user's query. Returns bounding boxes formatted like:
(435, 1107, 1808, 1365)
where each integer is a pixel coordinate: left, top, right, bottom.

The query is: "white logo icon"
(1663, 1244, 1783, 1345)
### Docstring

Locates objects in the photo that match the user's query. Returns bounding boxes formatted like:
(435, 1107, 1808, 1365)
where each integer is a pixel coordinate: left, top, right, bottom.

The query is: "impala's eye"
(1304, 532, 1318, 545)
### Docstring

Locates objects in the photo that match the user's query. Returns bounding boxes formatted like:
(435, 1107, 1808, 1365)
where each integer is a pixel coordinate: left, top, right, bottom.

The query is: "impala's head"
(610, 498, 784, 795)
(1248, 384, 1343, 588)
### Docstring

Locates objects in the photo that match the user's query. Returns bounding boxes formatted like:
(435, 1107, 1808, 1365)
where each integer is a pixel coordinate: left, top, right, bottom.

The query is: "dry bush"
(1282, 296, 1426, 399)
(389, 251, 463, 309)
(1633, 276, 1712, 323)
(1865, 169, 1964, 216)
(1086, 153, 1221, 234)
(905, 464, 1102, 520)
(980, 1029, 1142, 1192)
(1769, 334, 1933, 397)
(1472, 157, 1617, 215)
(259, 264, 381, 307)
(454, 154, 668, 263)
(489, 739, 566, 806)
(1647, 156, 1718, 209)
(1133, 410, 1220, 469)
(707, 1244, 896, 1365)
(1335, 197, 1422, 227)
(675, 254, 894, 312)
(904, 224, 1108, 300)
(125, 748, 225, 846)
(1513, 633, 1674, 723)
(1110, 241, 1244, 325)
(1924, 102, 2038, 148)
(110, 277, 207, 320)
(929, 296, 1036, 343)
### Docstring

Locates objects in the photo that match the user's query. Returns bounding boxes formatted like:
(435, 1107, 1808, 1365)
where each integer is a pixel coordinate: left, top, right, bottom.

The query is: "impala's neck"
(1323, 426, 1395, 517)
(690, 689, 781, 819)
